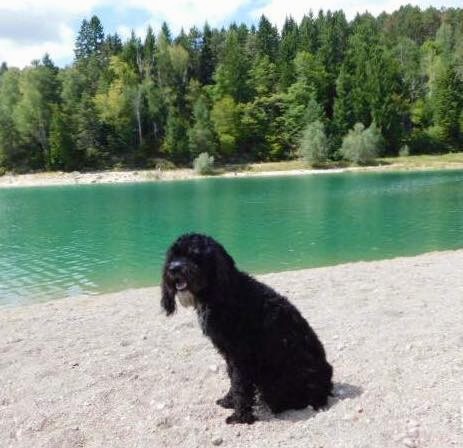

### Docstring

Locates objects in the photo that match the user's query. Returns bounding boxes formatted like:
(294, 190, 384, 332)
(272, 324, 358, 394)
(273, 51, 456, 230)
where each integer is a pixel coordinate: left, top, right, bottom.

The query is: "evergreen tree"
(256, 15, 279, 62)
(299, 13, 319, 53)
(299, 120, 329, 165)
(333, 16, 403, 153)
(143, 26, 157, 77)
(74, 16, 105, 60)
(279, 17, 299, 89)
(13, 62, 60, 168)
(432, 63, 462, 144)
(249, 55, 277, 96)
(199, 23, 215, 85)
(211, 96, 240, 156)
(162, 107, 188, 161)
(188, 96, 218, 157)
(213, 30, 251, 102)
(161, 22, 172, 44)
(0, 8, 463, 172)
(0, 69, 23, 169)
(49, 106, 75, 170)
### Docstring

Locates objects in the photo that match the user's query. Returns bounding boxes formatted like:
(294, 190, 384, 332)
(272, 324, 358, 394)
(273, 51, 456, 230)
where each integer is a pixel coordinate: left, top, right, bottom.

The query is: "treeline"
(0, 5, 463, 173)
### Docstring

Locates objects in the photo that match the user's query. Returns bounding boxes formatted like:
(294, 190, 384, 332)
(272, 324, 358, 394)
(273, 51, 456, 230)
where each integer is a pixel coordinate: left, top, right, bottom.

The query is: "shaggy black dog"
(161, 233, 333, 424)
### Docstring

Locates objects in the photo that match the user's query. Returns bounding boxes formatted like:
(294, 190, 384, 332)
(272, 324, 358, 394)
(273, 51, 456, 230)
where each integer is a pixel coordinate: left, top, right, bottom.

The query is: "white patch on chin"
(176, 290, 196, 308)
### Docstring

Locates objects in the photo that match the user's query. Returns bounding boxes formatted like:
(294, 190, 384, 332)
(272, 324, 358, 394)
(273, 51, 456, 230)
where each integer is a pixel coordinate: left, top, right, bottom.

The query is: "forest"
(0, 5, 462, 173)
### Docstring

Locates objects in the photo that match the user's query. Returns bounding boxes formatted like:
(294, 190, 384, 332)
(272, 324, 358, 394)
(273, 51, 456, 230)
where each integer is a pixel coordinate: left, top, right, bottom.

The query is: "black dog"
(161, 233, 333, 424)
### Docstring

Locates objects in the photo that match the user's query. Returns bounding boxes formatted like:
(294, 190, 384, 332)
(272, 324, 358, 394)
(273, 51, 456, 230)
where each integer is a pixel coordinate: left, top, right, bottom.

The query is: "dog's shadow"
(256, 382, 363, 423)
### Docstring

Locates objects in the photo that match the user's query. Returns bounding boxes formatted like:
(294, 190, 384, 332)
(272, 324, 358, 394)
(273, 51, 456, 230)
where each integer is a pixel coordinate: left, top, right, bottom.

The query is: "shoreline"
(1, 160, 463, 189)
(1, 250, 461, 447)
(2, 248, 461, 311)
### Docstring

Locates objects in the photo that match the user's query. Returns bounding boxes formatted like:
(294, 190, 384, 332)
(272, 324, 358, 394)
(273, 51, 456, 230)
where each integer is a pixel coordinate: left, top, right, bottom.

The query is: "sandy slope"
(0, 251, 462, 448)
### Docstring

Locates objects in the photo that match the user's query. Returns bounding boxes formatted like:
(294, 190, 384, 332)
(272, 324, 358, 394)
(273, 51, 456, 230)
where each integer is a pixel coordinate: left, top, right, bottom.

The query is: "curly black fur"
(161, 233, 333, 424)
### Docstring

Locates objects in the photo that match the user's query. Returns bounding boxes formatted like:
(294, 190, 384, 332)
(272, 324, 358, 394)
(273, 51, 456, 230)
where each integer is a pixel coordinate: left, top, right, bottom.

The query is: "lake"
(1, 169, 463, 306)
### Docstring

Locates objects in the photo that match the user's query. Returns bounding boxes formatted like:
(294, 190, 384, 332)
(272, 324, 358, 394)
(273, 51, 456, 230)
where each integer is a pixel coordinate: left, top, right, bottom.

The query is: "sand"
(0, 250, 462, 448)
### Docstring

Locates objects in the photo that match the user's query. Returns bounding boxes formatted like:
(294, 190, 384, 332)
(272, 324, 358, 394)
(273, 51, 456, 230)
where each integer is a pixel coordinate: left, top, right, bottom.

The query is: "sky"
(0, 1, 461, 68)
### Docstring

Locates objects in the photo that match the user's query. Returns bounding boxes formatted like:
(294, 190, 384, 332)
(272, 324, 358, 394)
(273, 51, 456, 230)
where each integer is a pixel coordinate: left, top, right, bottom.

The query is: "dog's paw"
(225, 412, 257, 425)
(216, 395, 234, 409)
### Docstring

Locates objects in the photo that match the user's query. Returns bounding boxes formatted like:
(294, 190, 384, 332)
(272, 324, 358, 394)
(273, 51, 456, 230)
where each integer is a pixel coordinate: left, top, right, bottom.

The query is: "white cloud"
(0, 0, 462, 68)
(0, 0, 248, 67)
(0, 0, 108, 67)
(0, 0, 104, 15)
(254, 1, 463, 27)
(124, 0, 250, 33)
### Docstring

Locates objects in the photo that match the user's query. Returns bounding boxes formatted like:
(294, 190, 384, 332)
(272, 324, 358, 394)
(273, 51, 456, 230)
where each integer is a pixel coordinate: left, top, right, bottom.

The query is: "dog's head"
(161, 233, 236, 315)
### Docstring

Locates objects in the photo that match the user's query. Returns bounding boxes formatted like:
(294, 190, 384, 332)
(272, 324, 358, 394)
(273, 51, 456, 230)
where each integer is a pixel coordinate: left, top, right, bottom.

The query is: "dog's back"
(211, 271, 333, 413)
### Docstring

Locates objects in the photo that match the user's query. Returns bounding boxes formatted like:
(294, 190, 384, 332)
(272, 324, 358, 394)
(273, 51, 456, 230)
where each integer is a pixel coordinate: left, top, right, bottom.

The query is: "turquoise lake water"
(1, 169, 463, 306)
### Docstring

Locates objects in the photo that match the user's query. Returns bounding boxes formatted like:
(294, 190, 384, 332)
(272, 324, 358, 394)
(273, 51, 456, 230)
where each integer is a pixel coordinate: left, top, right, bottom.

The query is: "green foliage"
(298, 120, 329, 165)
(193, 152, 214, 174)
(0, 8, 462, 173)
(256, 15, 279, 62)
(279, 17, 299, 89)
(74, 16, 105, 61)
(211, 96, 240, 156)
(431, 63, 462, 144)
(213, 30, 251, 102)
(249, 55, 277, 96)
(162, 107, 189, 162)
(340, 122, 383, 164)
(49, 106, 75, 170)
(188, 96, 218, 157)
(0, 69, 23, 169)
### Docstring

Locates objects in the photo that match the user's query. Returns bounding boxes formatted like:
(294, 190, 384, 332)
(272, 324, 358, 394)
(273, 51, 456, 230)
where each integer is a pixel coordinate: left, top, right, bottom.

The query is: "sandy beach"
(0, 166, 354, 188)
(2, 160, 463, 189)
(0, 250, 462, 447)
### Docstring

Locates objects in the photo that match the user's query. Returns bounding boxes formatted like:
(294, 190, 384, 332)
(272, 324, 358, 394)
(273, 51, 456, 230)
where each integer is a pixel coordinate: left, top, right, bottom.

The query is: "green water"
(1, 169, 463, 306)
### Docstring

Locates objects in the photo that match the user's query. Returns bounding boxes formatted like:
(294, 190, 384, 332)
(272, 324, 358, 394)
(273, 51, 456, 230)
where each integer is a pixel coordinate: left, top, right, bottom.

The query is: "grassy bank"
(1, 152, 463, 189)
(227, 152, 463, 174)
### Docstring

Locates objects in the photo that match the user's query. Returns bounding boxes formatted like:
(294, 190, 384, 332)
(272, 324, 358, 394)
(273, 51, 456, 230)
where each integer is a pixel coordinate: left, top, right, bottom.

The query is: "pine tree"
(74, 16, 105, 60)
(432, 63, 462, 144)
(213, 30, 251, 102)
(256, 15, 279, 62)
(249, 55, 277, 96)
(0, 69, 23, 169)
(143, 26, 157, 78)
(279, 17, 299, 90)
(211, 96, 240, 156)
(199, 23, 215, 85)
(161, 22, 172, 45)
(49, 106, 75, 170)
(162, 107, 188, 161)
(299, 120, 329, 165)
(299, 13, 318, 53)
(188, 96, 218, 157)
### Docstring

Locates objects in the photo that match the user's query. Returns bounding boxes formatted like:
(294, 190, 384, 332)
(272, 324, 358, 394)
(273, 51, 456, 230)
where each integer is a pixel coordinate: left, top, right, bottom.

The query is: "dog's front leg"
(225, 362, 256, 424)
(216, 357, 235, 409)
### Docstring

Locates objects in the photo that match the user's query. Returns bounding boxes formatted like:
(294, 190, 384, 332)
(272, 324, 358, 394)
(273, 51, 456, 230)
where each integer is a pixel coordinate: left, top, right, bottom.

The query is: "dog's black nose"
(168, 261, 183, 273)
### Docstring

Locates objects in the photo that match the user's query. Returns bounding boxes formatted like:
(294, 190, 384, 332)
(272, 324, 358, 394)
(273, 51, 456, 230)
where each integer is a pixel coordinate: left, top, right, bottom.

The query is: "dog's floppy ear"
(212, 244, 236, 300)
(161, 261, 176, 315)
